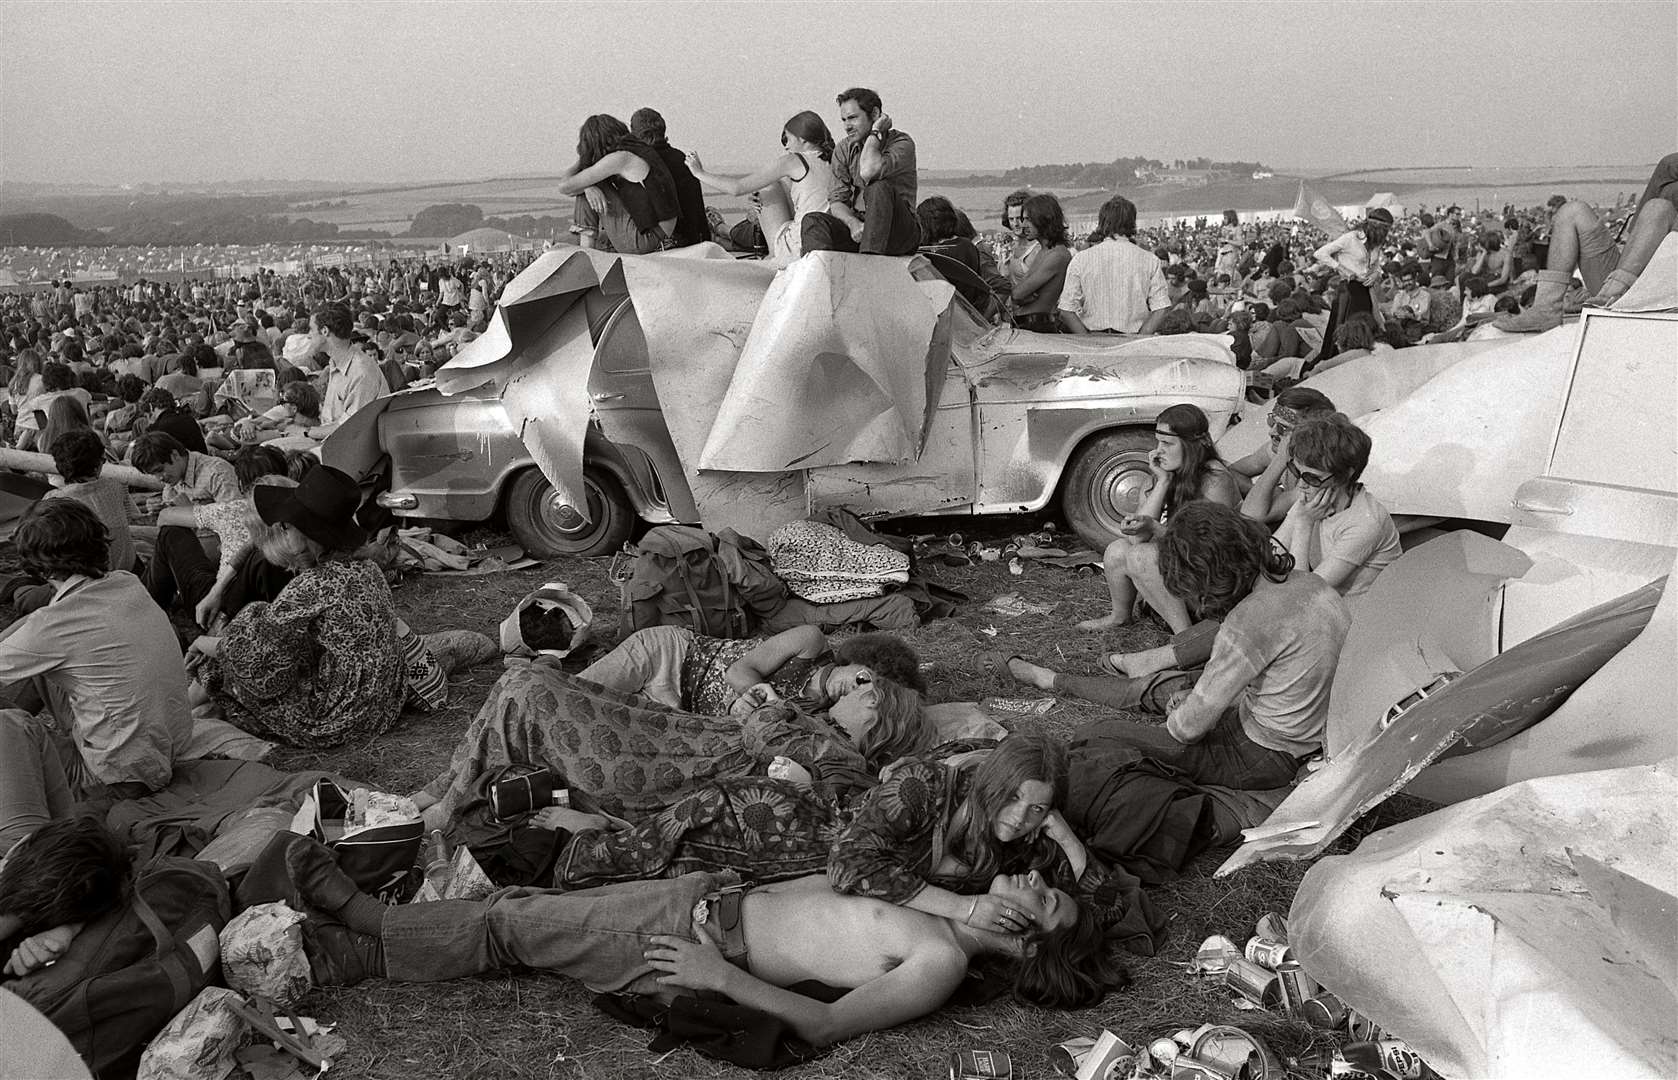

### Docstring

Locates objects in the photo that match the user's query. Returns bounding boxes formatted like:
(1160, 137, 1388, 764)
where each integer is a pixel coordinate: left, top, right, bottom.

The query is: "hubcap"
(1089, 454, 1151, 537)
(540, 479, 601, 537)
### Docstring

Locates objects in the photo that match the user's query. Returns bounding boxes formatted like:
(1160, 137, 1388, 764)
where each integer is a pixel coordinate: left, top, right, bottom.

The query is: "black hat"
(253, 465, 366, 552)
(1365, 208, 1395, 226)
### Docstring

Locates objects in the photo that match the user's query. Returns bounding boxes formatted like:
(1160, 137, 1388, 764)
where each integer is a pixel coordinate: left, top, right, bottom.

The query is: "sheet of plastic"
(1290, 759, 1678, 1080)
(1609, 231, 1678, 312)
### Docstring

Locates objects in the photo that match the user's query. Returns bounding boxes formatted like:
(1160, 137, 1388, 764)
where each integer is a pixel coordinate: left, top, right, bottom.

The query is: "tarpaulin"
(1290, 759, 1678, 1080)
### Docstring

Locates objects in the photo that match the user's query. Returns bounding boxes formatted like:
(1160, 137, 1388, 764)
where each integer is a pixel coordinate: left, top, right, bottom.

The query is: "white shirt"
(1057, 236, 1170, 333)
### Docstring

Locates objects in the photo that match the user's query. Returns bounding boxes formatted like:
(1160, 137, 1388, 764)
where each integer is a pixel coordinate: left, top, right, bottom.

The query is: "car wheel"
(506, 466, 634, 558)
(1061, 429, 1157, 550)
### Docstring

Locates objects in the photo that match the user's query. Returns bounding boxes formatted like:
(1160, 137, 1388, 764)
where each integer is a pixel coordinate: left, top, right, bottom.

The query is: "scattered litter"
(1186, 934, 1241, 975)
(1008, 557, 1024, 575)
(979, 625, 999, 637)
(386, 528, 538, 576)
(985, 697, 1055, 716)
(983, 592, 1058, 617)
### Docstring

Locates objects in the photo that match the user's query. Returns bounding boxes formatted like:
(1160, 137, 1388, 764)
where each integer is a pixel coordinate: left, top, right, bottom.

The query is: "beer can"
(1303, 991, 1349, 1030)
(1222, 956, 1283, 1009)
(1244, 936, 1291, 969)
(1190, 934, 1241, 976)
(950, 1048, 1013, 1080)
(1275, 960, 1319, 1016)
(967, 541, 986, 558)
(1254, 911, 1289, 944)
(946, 532, 965, 548)
(1347, 1008, 1383, 1042)
(1374, 1039, 1426, 1080)
(1048, 1037, 1097, 1077)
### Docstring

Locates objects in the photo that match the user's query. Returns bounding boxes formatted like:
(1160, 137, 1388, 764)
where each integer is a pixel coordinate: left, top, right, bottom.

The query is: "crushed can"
(1243, 936, 1291, 969)
(1274, 960, 1319, 1016)
(1223, 957, 1284, 1010)
(1189, 934, 1242, 976)
(951, 1048, 1013, 1080)
(1347, 1008, 1383, 1042)
(1050, 1031, 1135, 1080)
(1253, 911, 1289, 944)
(1303, 991, 1349, 1030)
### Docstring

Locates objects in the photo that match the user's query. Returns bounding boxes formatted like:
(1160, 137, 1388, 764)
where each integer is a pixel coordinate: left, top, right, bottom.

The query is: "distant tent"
(0, 268, 19, 289)
(448, 227, 530, 253)
(1366, 191, 1404, 214)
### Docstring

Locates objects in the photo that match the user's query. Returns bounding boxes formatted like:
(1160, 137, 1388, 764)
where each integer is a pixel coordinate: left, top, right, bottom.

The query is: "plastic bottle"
(424, 829, 452, 895)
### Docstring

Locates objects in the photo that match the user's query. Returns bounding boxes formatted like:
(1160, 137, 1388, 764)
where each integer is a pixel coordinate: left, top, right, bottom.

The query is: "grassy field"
(260, 517, 1433, 1080)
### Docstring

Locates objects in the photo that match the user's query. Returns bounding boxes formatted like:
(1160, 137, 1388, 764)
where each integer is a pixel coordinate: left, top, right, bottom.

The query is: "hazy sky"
(3, 0, 1673, 185)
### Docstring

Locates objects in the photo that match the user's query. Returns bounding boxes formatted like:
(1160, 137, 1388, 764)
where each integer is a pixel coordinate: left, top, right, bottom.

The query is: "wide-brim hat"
(1365, 208, 1394, 225)
(254, 465, 366, 551)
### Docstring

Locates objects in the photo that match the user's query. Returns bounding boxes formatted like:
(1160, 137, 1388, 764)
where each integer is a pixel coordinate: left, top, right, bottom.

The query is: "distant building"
(1252, 170, 1274, 180)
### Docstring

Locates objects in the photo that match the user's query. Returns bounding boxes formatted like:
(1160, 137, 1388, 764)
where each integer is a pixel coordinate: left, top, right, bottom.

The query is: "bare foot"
(1005, 657, 1058, 692)
(1076, 613, 1127, 633)
(1112, 645, 1175, 678)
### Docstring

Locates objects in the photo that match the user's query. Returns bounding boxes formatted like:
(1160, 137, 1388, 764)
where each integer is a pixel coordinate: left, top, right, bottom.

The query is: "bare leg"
(1004, 657, 1058, 692)
(1077, 537, 1138, 632)
(1109, 643, 1177, 678)
(1587, 199, 1678, 305)
(1128, 543, 1194, 634)
(755, 182, 794, 261)
(1542, 201, 1598, 275)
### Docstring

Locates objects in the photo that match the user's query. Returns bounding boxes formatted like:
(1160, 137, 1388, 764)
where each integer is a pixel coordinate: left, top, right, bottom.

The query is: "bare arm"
(688, 152, 799, 198)
(1010, 247, 1070, 302)
(724, 625, 827, 695)
(1240, 437, 1295, 524)
(1059, 310, 1091, 334)
(557, 151, 645, 196)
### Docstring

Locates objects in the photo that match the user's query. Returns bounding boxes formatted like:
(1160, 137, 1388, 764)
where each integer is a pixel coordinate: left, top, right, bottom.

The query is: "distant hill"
(0, 213, 95, 245)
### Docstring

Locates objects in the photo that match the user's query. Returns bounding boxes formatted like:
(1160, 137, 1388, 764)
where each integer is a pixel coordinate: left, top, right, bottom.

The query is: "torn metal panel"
(1217, 573, 1664, 876)
(698, 252, 954, 472)
(1289, 760, 1678, 1080)
(1608, 231, 1678, 312)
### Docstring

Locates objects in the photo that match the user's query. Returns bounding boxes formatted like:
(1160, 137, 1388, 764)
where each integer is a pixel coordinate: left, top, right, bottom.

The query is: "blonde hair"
(246, 477, 321, 570)
(853, 677, 931, 770)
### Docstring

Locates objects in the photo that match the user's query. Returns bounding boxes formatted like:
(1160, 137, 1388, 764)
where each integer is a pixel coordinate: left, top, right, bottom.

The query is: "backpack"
(614, 526, 788, 642)
(9, 856, 231, 1079)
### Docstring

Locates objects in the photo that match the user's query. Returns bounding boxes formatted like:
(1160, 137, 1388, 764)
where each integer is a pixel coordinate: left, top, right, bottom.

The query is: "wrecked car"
(324, 247, 1246, 556)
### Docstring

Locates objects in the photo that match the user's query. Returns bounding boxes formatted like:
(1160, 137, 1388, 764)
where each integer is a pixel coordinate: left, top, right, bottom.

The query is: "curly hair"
(1289, 412, 1372, 491)
(49, 428, 107, 483)
(1156, 502, 1292, 619)
(834, 632, 926, 693)
(1021, 193, 1069, 249)
(853, 676, 932, 772)
(1154, 403, 1224, 516)
(1012, 896, 1130, 1009)
(14, 498, 109, 579)
(130, 431, 186, 474)
(232, 443, 289, 493)
(0, 815, 132, 938)
(945, 733, 1069, 883)
(916, 197, 963, 244)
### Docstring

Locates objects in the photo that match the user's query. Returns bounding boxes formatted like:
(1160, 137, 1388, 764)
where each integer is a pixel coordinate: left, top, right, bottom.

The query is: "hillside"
(0, 213, 95, 245)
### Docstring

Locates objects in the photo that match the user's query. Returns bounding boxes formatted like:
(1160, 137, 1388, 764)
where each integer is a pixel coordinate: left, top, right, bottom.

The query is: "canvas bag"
(613, 526, 787, 643)
(499, 581, 594, 659)
(10, 857, 231, 1080)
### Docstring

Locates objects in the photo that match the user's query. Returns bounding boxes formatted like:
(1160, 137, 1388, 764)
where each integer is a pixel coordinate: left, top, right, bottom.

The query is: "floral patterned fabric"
(553, 776, 841, 889)
(202, 557, 402, 750)
(420, 663, 877, 827)
(680, 635, 826, 716)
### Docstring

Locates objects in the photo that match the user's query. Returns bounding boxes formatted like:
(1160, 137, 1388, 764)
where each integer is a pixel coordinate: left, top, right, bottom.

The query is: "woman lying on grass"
(413, 630, 931, 830)
(281, 834, 1127, 1046)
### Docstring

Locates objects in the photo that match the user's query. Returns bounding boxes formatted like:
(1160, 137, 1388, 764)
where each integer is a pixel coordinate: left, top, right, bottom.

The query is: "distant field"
(273, 162, 1659, 236)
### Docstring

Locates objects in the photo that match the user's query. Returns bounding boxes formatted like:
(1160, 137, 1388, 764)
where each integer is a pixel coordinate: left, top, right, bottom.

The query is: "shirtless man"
(285, 838, 1116, 1046)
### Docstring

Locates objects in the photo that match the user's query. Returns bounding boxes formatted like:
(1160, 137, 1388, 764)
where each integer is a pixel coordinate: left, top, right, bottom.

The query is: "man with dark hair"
(308, 302, 385, 430)
(0, 501, 192, 849)
(131, 431, 239, 507)
(0, 817, 133, 975)
(1235, 386, 1338, 523)
(629, 108, 709, 248)
(1272, 414, 1401, 599)
(800, 88, 920, 256)
(1007, 502, 1350, 789)
(137, 387, 208, 453)
(1056, 196, 1170, 334)
(44, 429, 142, 574)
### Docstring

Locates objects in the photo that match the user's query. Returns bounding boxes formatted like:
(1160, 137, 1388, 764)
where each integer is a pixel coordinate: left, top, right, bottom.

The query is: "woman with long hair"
(1076, 403, 1240, 636)
(1007, 193, 1074, 333)
(1312, 208, 1391, 362)
(684, 110, 837, 265)
(557, 114, 681, 254)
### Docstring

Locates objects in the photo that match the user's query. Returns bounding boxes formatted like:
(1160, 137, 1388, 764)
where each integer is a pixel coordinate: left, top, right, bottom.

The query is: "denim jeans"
(382, 871, 735, 994)
(1060, 670, 1302, 790)
(0, 709, 79, 850)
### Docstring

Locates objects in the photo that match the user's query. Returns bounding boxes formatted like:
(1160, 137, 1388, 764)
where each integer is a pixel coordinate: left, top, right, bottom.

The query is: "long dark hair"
(945, 733, 1069, 882)
(1156, 502, 1293, 620)
(1021, 193, 1069, 249)
(782, 110, 835, 162)
(576, 114, 634, 168)
(1154, 403, 1223, 515)
(1012, 898, 1130, 1009)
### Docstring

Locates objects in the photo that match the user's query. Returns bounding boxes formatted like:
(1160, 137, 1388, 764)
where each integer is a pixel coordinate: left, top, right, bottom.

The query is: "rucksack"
(613, 526, 788, 642)
(9, 856, 231, 1079)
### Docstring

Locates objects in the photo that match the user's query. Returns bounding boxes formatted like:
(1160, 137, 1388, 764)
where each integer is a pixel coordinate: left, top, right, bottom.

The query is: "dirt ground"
(190, 517, 1431, 1079)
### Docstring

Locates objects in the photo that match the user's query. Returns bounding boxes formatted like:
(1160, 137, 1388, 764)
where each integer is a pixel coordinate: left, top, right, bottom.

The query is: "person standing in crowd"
(1057, 196, 1171, 335)
(558, 114, 681, 254)
(1310, 208, 1391, 365)
(309, 302, 386, 433)
(1006, 193, 1074, 332)
(685, 111, 838, 266)
(800, 88, 920, 256)
(629, 108, 709, 248)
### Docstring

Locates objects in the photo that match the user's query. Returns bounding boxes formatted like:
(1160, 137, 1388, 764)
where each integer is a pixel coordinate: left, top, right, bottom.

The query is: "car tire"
(506, 466, 634, 559)
(1061, 429, 1158, 550)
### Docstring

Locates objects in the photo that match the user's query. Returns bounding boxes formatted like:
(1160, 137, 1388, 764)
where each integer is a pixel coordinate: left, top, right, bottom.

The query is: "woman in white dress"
(684, 111, 837, 265)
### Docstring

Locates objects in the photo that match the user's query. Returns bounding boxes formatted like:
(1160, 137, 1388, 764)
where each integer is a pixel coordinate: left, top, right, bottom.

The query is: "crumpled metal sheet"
(1216, 570, 1667, 876)
(1609, 231, 1678, 313)
(1289, 758, 1678, 1080)
(699, 252, 955, 471)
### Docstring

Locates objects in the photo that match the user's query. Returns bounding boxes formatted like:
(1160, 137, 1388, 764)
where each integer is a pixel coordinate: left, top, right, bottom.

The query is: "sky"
(2, 0, 1674, 186)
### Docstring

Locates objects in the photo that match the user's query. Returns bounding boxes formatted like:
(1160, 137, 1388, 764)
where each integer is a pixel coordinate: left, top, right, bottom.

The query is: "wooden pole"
(0, 448, 164, 491)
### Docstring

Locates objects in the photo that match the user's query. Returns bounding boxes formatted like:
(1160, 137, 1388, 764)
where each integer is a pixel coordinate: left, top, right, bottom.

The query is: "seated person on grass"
(0, 817, 131, 978)
(1269, 414, 1401, 603)
(0, 501, 193, 849)
(1007, 502, 1350, 790)
(1231, 386, 1336, 521)
(133, 387, 208, 455)
(131, 431, 240, 508)
(100, 374, 147, 457)
(207, 380, 323, 452)
(278, 835, 1123, 1046)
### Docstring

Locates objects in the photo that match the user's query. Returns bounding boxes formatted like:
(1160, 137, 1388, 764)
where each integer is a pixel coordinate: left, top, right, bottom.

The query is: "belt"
(692, 882, 752, 970)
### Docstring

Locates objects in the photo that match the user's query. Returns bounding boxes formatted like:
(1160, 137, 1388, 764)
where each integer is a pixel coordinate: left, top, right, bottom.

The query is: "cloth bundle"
(767, 520, 910, 604)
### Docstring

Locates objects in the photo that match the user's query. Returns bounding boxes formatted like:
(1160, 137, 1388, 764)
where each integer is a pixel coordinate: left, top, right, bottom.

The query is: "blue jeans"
(381, 871, 736, 994)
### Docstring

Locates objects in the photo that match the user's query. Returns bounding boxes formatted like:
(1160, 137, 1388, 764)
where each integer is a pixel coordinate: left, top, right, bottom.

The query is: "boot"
(1585, 267, 1640, 308)
(1493, 269, 1570, 332)
(300, 915, 385, 986)
(421, 629, 500, 676)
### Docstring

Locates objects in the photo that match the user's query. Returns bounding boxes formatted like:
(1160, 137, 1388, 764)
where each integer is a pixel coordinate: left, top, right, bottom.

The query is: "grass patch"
(254, 518, 1432, 1077)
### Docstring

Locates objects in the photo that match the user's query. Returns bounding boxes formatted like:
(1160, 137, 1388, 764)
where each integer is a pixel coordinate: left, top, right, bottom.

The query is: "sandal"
(986, 652, 1029, 684)
(1098, 652, 1125, 677)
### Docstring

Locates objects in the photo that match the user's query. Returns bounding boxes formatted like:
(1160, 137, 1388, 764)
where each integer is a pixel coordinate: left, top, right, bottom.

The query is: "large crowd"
(1, 80, 1674, 1069)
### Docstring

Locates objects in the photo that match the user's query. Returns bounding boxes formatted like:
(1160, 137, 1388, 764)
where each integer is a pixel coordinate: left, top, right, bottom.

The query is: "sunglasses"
(1284, 460, 1333, 489)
